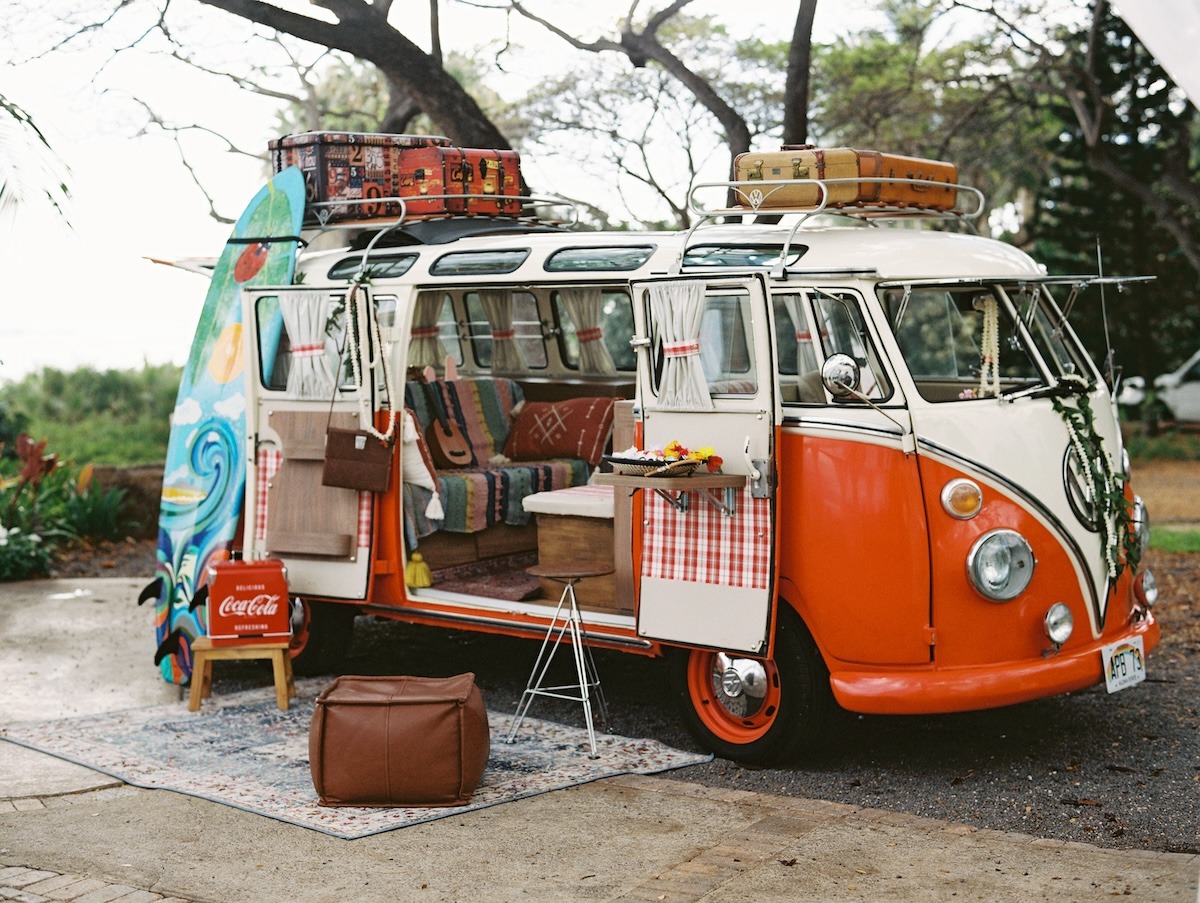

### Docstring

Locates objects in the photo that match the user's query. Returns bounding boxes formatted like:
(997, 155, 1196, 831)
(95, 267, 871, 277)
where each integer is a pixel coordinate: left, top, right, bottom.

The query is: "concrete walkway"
(1, 578, 1197, 903)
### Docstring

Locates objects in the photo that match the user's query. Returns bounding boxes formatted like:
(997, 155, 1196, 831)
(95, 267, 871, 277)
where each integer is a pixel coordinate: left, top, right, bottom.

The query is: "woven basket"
(605, 456, 700, 477)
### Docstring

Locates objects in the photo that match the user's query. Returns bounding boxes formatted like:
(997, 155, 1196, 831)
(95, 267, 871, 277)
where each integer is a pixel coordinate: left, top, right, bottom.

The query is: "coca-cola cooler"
(205, 557, 291, 647)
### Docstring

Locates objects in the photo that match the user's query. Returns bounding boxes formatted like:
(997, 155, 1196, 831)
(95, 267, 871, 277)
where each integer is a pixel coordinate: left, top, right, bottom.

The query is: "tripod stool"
(506, 563, 612, 757)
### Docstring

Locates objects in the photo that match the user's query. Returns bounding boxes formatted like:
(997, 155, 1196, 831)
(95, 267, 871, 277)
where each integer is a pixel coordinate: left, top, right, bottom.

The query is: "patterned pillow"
(502, 397, 615, 467)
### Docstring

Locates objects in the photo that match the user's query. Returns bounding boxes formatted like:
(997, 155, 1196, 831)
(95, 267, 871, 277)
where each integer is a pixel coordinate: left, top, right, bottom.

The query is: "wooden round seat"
(525, 563, 615, 582)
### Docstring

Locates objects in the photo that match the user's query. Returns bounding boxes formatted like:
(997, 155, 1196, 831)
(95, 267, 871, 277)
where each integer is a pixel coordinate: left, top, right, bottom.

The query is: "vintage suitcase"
(396, 146, 522, 217)
(872, 152, 959, 211)
(269, 131, 451, 224)
(733, 146, 959, 211)
(205, 557, 291, 647)
(734, 146, 880, 207)
(309, 673, 490, 807)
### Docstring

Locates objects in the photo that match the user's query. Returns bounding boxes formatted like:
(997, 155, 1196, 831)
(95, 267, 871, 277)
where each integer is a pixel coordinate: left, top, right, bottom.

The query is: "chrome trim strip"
(362, 603, 655, 650)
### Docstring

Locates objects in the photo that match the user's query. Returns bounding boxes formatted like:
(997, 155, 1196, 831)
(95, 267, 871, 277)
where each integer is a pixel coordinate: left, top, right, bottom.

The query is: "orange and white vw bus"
(226, 159, 1160, 763)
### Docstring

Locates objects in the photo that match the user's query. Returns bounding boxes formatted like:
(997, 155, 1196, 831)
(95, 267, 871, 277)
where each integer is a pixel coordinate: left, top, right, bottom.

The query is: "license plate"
(1101, 635, 1146, 693)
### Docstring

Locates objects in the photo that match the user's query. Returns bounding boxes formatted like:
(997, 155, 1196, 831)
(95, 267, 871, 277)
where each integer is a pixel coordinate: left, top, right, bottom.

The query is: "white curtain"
(409, 291, 444, 371)
(478, 288, 524, 372)
(782, 294, 819, 376)
(560, 287, 616, 374)
(280, 291, 335, 398)
(649, 280, 713, 410)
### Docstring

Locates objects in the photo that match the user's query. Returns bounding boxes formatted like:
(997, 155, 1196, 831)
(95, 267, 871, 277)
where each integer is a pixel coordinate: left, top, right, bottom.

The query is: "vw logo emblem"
(1063, 444, 1101, 531)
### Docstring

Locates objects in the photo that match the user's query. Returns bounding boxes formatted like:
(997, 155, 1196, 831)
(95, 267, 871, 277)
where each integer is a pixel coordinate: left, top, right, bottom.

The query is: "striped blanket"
(403, 378, 590, 537)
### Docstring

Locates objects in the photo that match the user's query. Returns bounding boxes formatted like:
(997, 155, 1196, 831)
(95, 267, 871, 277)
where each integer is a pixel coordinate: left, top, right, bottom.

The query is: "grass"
(1150, 527, 1200, 554)
(1123, 426, 1200, 461)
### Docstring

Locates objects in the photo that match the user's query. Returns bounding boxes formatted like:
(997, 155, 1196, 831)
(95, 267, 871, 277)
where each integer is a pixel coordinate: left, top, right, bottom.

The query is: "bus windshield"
(881, 283, 1091, 403)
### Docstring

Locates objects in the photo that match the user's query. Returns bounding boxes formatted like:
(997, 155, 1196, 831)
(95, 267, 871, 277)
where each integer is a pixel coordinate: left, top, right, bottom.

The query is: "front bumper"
(829, 611, 1160, 715)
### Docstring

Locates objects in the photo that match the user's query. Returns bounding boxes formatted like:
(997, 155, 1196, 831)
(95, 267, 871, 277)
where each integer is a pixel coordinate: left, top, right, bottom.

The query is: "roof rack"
(305, 193, 578, 231)
(302, 193, 580, 279)
(675, 177, 986, 277)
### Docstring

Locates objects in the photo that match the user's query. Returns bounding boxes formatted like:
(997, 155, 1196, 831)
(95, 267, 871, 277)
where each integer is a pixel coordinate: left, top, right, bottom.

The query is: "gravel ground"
(48, 466, 1199, 855)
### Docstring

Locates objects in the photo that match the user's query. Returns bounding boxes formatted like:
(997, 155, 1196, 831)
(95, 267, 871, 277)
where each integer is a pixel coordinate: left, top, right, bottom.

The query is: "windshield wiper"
(1001, 375, 1091, 403)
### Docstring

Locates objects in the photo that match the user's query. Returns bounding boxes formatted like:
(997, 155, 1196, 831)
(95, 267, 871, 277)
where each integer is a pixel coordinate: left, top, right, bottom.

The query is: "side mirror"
(821, 353, 861, 399)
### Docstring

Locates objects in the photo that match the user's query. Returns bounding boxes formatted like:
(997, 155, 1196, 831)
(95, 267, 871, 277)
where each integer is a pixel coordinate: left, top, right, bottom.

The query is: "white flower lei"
(979, 296, 1001, 398)
(1056, 393, 1122, 580)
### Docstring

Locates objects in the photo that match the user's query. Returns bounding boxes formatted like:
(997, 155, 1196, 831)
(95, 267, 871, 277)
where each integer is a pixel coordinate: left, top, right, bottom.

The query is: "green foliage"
(1150, 527, 1200, 553)
(1032, 7, 1200, 384)
(0, 363, 179, 466)
(0, 447, 137, 581)
(808, 1, 1058, 221)
(0, 401, 28, 459)
(1126, 430, 1200, 461)
(0, 523, 52, 581)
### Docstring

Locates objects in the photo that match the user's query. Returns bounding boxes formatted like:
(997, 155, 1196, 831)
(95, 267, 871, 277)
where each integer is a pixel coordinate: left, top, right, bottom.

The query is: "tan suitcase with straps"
(734, 146, 878, 207)
(733, 146, 958, 211)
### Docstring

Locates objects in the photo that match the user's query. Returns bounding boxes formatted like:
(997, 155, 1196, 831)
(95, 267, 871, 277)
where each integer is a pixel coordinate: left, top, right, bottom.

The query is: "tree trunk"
(782, 0, 818, 147)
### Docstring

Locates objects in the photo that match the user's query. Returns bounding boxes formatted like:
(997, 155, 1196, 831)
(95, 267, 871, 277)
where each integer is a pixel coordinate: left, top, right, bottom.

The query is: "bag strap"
(326, 283, 396, 441)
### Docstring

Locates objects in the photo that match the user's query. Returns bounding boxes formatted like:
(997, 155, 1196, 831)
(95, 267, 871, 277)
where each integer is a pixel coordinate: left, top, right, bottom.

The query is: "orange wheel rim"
(686, 649, 782, 744)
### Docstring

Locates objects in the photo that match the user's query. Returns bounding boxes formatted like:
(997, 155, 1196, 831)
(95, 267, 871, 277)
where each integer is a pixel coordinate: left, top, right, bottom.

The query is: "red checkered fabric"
(357, 491, 372, 548)
(641, 488, 770, 590)
(255, 447, 372, 549)
(255, 449, 282, 542)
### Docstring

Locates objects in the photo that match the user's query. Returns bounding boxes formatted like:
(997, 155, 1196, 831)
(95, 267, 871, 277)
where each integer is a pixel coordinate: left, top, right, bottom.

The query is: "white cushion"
(521, 484, 614, 518)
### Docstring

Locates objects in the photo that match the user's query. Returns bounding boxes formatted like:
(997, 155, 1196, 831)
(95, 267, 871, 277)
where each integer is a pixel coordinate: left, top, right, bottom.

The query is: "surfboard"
(144, 167, 306, 684)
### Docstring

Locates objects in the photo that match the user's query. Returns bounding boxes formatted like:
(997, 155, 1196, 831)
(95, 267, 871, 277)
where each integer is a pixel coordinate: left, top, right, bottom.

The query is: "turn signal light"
(941, 478, 983, 519)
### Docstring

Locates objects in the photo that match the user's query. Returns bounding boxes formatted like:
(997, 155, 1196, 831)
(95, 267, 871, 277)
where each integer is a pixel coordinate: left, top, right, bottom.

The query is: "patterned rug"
(0, 679, 710, 840)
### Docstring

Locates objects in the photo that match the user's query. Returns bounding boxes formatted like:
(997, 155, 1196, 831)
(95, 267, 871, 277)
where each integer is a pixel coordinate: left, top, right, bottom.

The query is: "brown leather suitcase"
(309, 673, 490, 807)
(872, 152, 959, 211)
(733, 146, 882, 207)
(397, 146, 522, 217)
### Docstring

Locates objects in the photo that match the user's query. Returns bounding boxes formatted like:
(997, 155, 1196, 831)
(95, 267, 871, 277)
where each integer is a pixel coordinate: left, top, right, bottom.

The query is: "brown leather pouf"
(309, 673, 490, 807)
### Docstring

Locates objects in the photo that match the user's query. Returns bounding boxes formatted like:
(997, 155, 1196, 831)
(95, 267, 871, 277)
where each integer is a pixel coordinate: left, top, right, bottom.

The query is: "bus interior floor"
(430, 551, 542, 601)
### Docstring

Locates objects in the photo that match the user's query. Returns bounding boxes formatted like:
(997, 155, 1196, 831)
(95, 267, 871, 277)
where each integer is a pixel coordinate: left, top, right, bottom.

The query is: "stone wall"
(90, 464, 163, 539)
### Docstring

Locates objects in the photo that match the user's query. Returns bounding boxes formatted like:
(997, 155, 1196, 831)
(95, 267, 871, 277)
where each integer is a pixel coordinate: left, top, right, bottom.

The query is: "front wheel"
(671, 609, 833, 765)
(289, 598, 357, 676)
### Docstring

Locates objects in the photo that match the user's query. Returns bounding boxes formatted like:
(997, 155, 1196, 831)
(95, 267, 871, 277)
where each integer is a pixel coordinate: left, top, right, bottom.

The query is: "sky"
(0, 0, 900, 383)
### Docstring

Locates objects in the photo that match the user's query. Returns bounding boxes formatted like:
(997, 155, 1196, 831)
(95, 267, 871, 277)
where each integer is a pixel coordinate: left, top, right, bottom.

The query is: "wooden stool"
(188, 636, 296, 712)
(506, 564, 612, 758)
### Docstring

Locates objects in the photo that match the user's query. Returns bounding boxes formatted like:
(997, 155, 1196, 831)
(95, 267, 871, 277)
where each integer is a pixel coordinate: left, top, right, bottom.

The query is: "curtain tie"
(411, 326, 439, 339)
(663, 340, 700, 357)
(577, 327, 603, 344)
(493, 329, 515, 340)
(291, 343, 325, 358)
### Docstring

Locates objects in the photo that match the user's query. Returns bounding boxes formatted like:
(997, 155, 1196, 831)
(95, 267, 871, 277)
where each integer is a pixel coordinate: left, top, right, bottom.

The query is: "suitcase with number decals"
(269, 131, 451, 224)
(396, 146, 523, 218)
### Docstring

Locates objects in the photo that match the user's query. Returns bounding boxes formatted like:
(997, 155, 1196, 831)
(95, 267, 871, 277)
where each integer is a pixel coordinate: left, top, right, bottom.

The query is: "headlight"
(1132, 495, 1150, 561)
(1043, 603, 1074, 645)
(967, 529, 1035, 601)
(1135, 569, 1158, 608)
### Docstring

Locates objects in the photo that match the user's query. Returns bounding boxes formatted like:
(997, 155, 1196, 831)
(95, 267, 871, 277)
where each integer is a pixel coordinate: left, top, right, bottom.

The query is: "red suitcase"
(269, 131, 451, 224)
(397, 146, 522, 217)
(205, 557, 291, 647)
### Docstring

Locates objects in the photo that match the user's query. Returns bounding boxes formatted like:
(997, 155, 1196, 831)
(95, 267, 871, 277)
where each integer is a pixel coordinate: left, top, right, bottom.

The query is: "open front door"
(630, 276, 778, 654)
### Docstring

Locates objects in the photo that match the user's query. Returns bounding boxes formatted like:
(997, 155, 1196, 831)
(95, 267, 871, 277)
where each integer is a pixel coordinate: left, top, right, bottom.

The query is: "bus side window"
(810, 292, 891, 401)
(773, 293, 822, 403)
